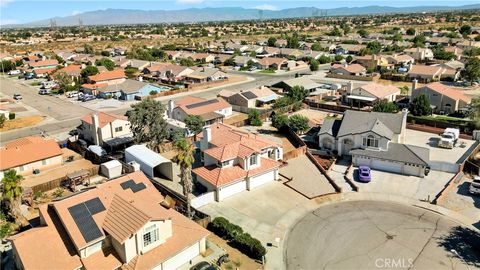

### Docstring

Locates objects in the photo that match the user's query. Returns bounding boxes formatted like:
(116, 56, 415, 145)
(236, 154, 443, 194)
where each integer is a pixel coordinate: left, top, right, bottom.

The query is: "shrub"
(272, 114, 289, 131)
(248, 109, 263, 126)
(0, 222, 12, 238)
(149, 90, 158, 96)
(8, 112, 15, 120)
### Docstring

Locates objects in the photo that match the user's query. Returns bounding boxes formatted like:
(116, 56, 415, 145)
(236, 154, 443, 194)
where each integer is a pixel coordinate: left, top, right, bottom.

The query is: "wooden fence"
(30, 165, 99, 193)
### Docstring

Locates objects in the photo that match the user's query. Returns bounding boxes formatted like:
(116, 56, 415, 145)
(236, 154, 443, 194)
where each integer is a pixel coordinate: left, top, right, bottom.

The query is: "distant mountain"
(6, 5, 480, 28)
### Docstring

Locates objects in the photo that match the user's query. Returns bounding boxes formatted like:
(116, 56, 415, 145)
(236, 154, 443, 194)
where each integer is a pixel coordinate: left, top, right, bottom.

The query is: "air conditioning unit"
(128, 161, 140, 172)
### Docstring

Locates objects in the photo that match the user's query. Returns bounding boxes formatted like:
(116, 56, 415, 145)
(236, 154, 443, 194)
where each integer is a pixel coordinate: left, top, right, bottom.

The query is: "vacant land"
(0, 115, 45, 131)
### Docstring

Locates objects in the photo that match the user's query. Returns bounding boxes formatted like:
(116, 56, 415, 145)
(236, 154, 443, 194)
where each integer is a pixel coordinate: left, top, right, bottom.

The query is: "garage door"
(250, 170, 275, 189)
(160, 242, 200, 270)
(371, 159, 402, 174)
(218, 180, 246, 201)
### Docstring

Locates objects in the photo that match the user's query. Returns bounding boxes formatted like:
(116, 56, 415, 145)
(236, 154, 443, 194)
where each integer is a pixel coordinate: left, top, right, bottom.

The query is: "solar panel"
(68, 203, 103, 243)
(185, 99, 219, 109)
(84, 197, 106, 215)
(121, 179, 146, 193)
(242, 91, 257, 100)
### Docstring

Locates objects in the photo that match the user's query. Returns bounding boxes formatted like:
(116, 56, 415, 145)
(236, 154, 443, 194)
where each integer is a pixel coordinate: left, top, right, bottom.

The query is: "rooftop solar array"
(185, 99, 219, 109)
(68, 197, 106, 243)
(241, 91, 257, 100)
(120, 179, 147, 193)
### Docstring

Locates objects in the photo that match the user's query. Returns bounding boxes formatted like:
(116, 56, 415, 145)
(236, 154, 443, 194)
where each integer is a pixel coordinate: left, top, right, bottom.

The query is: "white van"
(8, 69, 21, 75)
(41, 81, 57, 89)
(470, 176, 480, 195)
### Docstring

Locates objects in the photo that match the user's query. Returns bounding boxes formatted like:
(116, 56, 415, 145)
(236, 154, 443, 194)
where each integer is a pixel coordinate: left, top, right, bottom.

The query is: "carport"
(125, 145, 174, 180)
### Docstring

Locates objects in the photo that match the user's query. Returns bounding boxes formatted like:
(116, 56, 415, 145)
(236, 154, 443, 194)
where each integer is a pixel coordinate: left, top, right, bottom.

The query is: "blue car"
(358, 166, 371, 182)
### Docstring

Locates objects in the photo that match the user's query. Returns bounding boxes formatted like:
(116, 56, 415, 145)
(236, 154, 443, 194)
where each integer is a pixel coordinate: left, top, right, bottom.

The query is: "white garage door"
(371, 159, 402, 174)
(218, 180, 246, 201)
(160, 242, 200, 270)
(250, 170, 275, 189)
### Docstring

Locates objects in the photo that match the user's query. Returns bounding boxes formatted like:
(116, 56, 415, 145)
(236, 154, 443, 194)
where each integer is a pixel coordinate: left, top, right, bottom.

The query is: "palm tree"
(173, 139, 195, 218)
(1, 170, 27, 226)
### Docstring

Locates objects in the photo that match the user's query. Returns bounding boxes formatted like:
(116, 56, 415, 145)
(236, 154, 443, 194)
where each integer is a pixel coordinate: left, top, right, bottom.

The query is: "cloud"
(176, 0, 205, 4)
(72, 10, 81, 16)
(254, 4, 278, 11)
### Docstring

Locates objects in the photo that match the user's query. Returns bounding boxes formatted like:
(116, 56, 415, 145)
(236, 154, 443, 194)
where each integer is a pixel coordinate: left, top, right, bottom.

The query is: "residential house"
(167, 96, 232, 125)
(233, 56, 257, 67)
(444, 46, 464, 60)
(354, 55, 393, 70)
(33, 67, 57, 78)
(344, 83, 401, 107)
(318, 110, 429, 177)
(53, 64, 83, 81)
(28, 59, 58, 70)
(9, 171, 209, 270)
(255, 57, 288, 71)
(384, 54, 415, 67)
(272, 77, 326, 94)
(142, 64, 194, 81)
(87, 69, 126, 86)
(79, 112, 133, 148)
(189, 53, 215, 63)
(115, 80, 168, 101)
(335, 44, 366, 55)
(404, 47, 434, 61)
(223, 86, 281, 108)
(277, 48, 303, 59)
(407, 65, 459, 82)
(0, 136, 63, 179)
(330, 64, 367, 76)
(193, 123, 283, 201)
(411, 82, 471, 114)
(185, 67, 227, 84)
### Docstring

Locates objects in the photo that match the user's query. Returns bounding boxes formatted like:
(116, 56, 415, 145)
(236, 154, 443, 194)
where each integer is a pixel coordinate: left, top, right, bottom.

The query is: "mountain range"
(6, 5, 480, 28)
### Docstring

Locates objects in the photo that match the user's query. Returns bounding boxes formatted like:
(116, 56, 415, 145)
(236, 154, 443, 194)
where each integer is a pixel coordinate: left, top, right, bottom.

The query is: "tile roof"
(81, 112, 127, 128)
(420, 82, 471, 103)
(33, 67, 57, 74)
(88, 69, 126, 82)
(175, 97, 231, 116)
(408, 65, 443, 76)
(257, 57, 287, 66)
(356, 83, 400, 99)
(331, 63, 366, 74)
(0, 136, 63, 170)
(30, 59, 58, 67)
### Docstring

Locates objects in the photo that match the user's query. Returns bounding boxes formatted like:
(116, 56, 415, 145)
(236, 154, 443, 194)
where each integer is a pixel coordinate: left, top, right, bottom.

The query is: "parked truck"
(438, 128, 460, 149)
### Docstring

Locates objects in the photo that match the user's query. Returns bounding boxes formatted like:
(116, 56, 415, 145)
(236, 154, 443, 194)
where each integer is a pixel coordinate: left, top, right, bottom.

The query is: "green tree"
(287, 85, 309, 102)
(1, 170, 27, 227)
(357, 29, 369, 38)
(80, 65, 99, 79)
(406, 28, 416, 35)
(179, 58, 195, 67)
(462, 58, 480, 84)
(286, 34, 300, 48)
(346, 55, 353, 63)
(83, 44, 94, 54)
(334, 55, 344, 61)
(288, 114, 310, 134)
(272, 114, 289, 131)
(0, 114, 6, 128)
(223, 57, 235, 66)
(412, 35, 427, 47)
(95, 58, 115, 71)
(309, 59, 319, 71)
(54, 72, 74, 90)
(127, 98, 169, 150)
(318, 55, 332, 64)
(267, 37, 277, 47)
(366, 41, 382, 54)
(184, 115, 203, 139)
(467, 98, 480, 129)
(248, 109, 263, 126)
(372, 100, 398, 113)
(124, 67, 138, 79)
(0, 60, 15, 73)
(410, 94, 432, 116)
(173, 139, 195, 218)
(459, 25, 472, 37)
(311, 42, 322, 51)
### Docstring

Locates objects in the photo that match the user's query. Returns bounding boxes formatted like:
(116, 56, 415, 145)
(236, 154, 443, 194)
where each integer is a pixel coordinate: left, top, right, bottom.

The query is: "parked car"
(190, 261, 215, 270)
(7, 69, 21, 75)
(66, 91, 79, 98)
(358, 166, 371, 183)
(77, 92, 85, 101)
(469, 176, 480, 195)
(24, 73, 35, 80)
(13, 93, 22, 100)
(38, 89, 50, 95)
(69, 129, 79, 136)
(41, 80, 57, 89)
(82, 95, 96, 102)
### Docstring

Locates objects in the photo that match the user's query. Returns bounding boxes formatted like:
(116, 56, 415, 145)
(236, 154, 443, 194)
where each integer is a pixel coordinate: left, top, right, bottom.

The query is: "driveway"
(286, 200, 480, 270)
(351, 169, 455, 201)
(280, 155, 336, 198)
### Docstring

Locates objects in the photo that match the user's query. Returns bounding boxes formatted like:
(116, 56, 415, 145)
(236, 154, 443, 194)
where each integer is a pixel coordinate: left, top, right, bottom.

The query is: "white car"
(469, 177, 480, 195)
(8, 70, 21, 75)
(66, 91, 79, 98)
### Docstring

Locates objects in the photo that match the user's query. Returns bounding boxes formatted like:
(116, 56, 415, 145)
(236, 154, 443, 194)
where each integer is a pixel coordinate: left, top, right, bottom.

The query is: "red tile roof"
(176, 97, 231, 116)
(0, 136, 63, 170)
(30, 59, 58, 67)
(81, 112, 127, 128)
(88, 69, 125, 82)
(422, 82, 471, 103)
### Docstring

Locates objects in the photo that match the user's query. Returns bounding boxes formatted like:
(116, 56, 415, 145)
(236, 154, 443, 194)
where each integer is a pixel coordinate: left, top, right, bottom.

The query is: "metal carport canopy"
(125, 145, 171, 178)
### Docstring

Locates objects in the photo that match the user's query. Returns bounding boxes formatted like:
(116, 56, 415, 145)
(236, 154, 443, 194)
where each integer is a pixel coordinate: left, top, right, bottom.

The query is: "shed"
(100, 160, 123, 179)
(124, 145, 174, 180)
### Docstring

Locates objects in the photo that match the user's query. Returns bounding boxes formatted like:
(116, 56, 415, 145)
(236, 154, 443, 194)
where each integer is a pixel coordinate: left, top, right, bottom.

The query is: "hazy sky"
(1, 0, 479, 25)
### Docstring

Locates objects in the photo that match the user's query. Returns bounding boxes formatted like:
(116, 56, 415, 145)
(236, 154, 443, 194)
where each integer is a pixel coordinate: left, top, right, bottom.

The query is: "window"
(249, 155, 257, 166)
(114, 126, 123, 132)
(19, 165, 25, 172)
(143, 224, 159, 247)
(42, 159, 47, 165)
(363, 135, 378, 148)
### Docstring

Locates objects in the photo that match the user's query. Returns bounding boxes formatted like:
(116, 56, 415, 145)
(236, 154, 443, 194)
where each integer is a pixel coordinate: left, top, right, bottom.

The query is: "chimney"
(167, 100, 175, 118)
(138, 76, 143, 82)
(91, 113, 100, 145)
(200, 126, 212, 151)
(412, 79, 418, 91)
(347, 81, 354, 92)
(400, 108, 409, 144)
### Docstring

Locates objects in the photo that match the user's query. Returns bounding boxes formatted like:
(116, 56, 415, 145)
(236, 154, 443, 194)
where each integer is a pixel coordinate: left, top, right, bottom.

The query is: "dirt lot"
(207, 234, 263, 270)
(287, 109, 330, 128)
(223, 112, 248, 125)
(0, 115, 45, 131)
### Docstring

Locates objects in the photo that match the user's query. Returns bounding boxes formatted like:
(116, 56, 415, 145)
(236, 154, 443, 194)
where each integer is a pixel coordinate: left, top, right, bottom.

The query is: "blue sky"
(1, 0, 479, 25)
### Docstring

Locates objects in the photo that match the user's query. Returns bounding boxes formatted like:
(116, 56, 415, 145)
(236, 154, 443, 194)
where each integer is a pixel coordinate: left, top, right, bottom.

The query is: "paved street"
(286, 201, 480, 270)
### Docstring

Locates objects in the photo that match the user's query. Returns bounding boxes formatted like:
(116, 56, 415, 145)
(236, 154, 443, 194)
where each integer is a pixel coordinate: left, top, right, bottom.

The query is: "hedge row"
(208, 217, 266, 260)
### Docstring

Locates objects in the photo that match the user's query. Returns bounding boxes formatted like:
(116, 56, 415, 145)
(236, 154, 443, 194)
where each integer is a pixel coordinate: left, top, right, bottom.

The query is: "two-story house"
(9, 171, 209, 270)
(79, 112, 133, 149)
(0, 136, 63, 179)
(167, 96, 232, 125)
(193, 123, 283, 201)
(404, 47, 434, 61)
(318, 110, 429, 177)
(411, 82, 471, 114)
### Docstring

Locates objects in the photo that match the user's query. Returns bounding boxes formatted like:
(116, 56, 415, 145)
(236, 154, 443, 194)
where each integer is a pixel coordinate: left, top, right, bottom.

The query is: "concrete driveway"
(351, 168, 454, 201)
(286, 200, 479, 270)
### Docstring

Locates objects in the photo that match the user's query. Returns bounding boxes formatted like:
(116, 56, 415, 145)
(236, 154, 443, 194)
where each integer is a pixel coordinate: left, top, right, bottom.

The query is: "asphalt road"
(286, 201, 480, 270)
